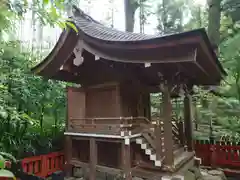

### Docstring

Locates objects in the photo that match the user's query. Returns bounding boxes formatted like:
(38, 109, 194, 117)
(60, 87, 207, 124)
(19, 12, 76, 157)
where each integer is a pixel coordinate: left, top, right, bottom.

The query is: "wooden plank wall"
(67, 87, 86, 128)
(86, 85, 119, 117)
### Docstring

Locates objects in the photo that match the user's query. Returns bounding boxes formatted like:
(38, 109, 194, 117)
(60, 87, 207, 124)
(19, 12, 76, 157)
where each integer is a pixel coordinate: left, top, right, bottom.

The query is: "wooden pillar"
(177, 121, 185, 146)
(154, 123, 163, 160)
(162, 82, 174, 167)
(65, 135, 72, 177)
(184, 94, 194, 151)
(89, 138, 97, 180)
(121, 140, 132, 180)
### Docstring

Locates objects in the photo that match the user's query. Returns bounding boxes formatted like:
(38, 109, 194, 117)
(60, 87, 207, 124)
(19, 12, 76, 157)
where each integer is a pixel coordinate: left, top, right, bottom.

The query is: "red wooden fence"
(195, 140, 240, 170)
(19, 141, 240, 177)
(2, 141, 240, 179)
(21, 152, 64, 178)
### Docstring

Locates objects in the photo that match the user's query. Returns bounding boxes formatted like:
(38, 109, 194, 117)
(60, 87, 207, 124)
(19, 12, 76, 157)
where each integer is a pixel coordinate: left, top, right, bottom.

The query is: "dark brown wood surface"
(184, 94, 194, 151)
(65, 135, 73, 177)
(89, 138, 97, 180)
(162, 82, 174, 167)
(121, 141, 132, 180)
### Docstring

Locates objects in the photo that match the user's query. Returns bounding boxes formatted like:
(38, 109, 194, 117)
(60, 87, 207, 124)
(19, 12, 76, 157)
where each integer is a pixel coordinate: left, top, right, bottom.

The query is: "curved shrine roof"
(32, 6, 226, 91)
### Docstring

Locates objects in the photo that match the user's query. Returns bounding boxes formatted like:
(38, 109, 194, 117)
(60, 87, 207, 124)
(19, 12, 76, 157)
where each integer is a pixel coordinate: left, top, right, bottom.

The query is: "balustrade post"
(210, 138, 217, 168)
(184, 93, 194, 151)
(40, 155, 48, 178)
(89, 138, 97, 180)
(162, 81, 174, 168)
(177, 121, 185, 147)
(154, 120, 162, 160)
(121, 140, 132, 180)
(64, 135, 73, 177)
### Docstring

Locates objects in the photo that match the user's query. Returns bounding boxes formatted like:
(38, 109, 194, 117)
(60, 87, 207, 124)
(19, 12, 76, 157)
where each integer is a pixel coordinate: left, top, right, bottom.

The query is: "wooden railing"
(142, 120, 184, 160)
(195, 140, 240, 168)
(69, 117, 150, 135)
(172, 121, 185, 146)
(69, 117, 186, 167)
(21, 152, 64, 178)
(152, 119, 184, 146)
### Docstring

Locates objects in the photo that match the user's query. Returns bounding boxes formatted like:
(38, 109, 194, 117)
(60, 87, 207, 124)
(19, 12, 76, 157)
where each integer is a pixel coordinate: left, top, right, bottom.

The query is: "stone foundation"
(64, 167, 227, 180)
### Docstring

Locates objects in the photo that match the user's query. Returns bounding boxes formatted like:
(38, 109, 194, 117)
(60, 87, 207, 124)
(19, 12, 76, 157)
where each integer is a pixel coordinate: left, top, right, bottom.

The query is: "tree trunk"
(139, 0, 144, 33)
(162, 0, 168, 34)
(31, 1, 37, 56)
(197, 6, 202, 28)
(124, 0, 138, 32)
(207, 0, 222, 47)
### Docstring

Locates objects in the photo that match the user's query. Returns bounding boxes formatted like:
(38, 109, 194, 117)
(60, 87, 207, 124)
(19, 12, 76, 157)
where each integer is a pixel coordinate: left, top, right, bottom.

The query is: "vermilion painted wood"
(195, 140, 211, 166)
(3, 141, 240, 180)
(195, 140, 240, 169)
(21, 152, 64, 178)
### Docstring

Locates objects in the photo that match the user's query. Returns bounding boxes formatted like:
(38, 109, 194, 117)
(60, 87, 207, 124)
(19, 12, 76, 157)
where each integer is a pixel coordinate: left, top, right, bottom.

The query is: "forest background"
(0, 0, 239, 158)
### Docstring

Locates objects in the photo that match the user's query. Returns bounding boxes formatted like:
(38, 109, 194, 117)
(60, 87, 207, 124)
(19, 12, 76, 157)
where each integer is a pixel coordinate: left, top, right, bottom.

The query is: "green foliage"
(0, 1, 19, 39)
(0, 152, 16, 179)
(156, 0, 186, 34)
(0, 152, 16, 163)
(152, 0, 240, 140)
(0, 0, 78, 37)
(184, 3, 208, 30)
(0, 0, 73, 158)
(222, 0, 240, 23)
(0, 40, 65, 158)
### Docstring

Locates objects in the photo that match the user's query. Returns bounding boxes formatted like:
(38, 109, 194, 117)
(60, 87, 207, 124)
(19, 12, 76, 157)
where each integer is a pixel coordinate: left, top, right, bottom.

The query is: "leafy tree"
(0, 0, 68, 157)
(156, 0, 185, 34)
(222, 0, 240, 23)
(0, 40, 65, 157)
(149, 0, 240, 140)
(124, 0, 150, 32)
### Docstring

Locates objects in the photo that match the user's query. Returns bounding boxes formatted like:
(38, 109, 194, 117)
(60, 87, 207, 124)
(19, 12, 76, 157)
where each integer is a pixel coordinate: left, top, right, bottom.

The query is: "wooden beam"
(71, 159, 123, 175)
(65, 135, 73, 177)
(184, 94, 194, 151)
(72, 136, 122, 143)
(84, 81, 119, 90)
(199, 39, 224, 76)
(121, 140, 132, 180)
(194, 61, 210, 77)
(64, 132, 141, 139)
(154, 123, 163, 160)
(162, 82, 174, 167)
(177, 121, 185, 147)
(89, 138, 97, 180)
(83, 41, 197, 63)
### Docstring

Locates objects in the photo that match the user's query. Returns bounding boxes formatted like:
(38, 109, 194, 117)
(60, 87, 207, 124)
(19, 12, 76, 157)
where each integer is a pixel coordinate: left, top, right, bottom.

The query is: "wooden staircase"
(135, 120, 185, 168)
(136, 136, 163, 167)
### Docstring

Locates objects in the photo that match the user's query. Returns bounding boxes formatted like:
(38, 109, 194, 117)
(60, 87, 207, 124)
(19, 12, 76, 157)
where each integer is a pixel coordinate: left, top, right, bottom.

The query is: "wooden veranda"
(32, 6, 226, 180)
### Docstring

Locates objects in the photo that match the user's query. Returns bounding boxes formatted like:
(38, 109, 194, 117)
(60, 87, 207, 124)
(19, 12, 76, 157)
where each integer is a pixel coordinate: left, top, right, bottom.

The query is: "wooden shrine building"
(32, 7, 226, 180)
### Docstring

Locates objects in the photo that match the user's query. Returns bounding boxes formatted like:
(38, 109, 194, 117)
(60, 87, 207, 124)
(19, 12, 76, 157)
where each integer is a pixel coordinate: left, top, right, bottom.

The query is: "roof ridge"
(72, 5, 102, 25)
(71, 5, 160, 38)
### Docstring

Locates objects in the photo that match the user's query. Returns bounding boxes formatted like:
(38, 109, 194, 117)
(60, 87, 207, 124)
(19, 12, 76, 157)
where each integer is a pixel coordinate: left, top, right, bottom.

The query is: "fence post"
(40, 155, 48, 178)
(209, 137, 216, 168)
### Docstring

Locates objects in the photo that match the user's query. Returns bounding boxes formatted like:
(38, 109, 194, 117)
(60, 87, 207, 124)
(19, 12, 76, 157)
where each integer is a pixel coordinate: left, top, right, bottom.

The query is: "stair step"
(150, 153, 157, 161)
(154, 160, 162, 167)
(136, 138, 143, 144)
(136, 135, 185, 169)
(145, 147, 155, 155)
(141, 142, 151, 150)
